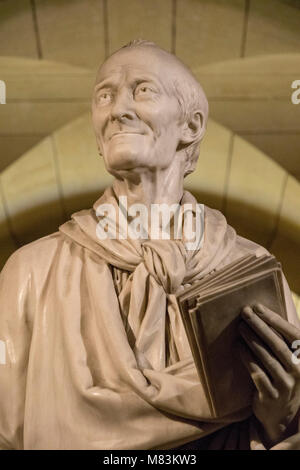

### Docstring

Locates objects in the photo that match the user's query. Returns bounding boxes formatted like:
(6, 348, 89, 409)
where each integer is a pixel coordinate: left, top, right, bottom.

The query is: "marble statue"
(0, 40, 299, 450)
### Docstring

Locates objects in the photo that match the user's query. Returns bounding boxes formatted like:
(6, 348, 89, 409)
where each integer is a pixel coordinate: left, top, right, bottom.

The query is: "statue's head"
(92, 39, 208, 178)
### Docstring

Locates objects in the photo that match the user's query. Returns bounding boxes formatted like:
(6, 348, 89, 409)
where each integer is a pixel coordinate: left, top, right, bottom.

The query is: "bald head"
(96, 39, 208, 123)
(94, 40, 209, 176)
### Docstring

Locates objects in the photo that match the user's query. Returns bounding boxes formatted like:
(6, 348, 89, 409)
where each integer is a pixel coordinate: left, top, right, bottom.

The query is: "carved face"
(92, 47, 185, 174)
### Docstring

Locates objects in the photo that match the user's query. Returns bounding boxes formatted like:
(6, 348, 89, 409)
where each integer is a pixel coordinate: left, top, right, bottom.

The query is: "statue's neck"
(112, 165, 184, 210)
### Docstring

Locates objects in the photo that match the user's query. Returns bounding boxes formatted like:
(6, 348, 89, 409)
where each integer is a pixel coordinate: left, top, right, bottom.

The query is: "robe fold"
(0, 187, 299, 450)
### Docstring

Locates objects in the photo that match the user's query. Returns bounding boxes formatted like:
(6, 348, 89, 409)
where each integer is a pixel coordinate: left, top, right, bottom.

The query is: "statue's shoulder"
(203, 203, 271, 261)
(1, 232, 65, 279)
(0, 233, 67, 326)
(2, 228, 108, 279)
(234, 233, 270, 258)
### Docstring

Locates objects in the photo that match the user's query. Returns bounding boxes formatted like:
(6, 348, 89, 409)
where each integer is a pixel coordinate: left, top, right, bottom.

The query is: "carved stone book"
(176, 254, 287, 418)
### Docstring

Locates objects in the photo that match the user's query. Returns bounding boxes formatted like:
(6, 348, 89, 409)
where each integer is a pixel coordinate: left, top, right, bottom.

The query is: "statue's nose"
(110, 90, 135, 122)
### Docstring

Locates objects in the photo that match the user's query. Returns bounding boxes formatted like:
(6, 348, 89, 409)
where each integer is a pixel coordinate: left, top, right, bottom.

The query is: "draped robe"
(0, 187, 299, 450)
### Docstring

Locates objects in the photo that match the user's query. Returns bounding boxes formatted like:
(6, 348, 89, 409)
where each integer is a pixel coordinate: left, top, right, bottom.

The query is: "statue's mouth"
(110, 132, 144, 140)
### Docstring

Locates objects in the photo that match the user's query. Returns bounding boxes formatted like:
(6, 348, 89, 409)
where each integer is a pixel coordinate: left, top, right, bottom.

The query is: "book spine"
(181, 299, 217, 418)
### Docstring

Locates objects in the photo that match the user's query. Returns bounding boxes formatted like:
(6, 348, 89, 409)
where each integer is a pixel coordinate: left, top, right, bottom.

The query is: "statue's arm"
(0, 250, 33, 450)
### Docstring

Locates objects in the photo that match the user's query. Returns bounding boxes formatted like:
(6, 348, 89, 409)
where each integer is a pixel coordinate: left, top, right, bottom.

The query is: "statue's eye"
(96, 91, 112, 105)
(135, 84, 156, 98)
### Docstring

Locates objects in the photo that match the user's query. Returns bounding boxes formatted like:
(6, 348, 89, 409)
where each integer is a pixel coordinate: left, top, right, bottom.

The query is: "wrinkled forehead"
(95, 46, 184, 88)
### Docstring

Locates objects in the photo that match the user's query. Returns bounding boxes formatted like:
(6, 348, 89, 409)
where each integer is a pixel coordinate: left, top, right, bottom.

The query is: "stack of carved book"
(176, 254, 287, 418)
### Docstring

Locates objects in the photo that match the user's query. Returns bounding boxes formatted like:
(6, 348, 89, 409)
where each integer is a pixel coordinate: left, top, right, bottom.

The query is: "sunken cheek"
(92, 109, 111, 143)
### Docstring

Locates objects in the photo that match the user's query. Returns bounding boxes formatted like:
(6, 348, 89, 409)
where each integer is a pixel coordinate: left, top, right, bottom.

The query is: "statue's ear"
(180, 110, 205, 146)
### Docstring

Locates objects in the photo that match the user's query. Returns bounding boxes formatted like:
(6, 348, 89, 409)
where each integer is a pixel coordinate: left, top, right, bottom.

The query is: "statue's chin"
(104, 148, 148, 172)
